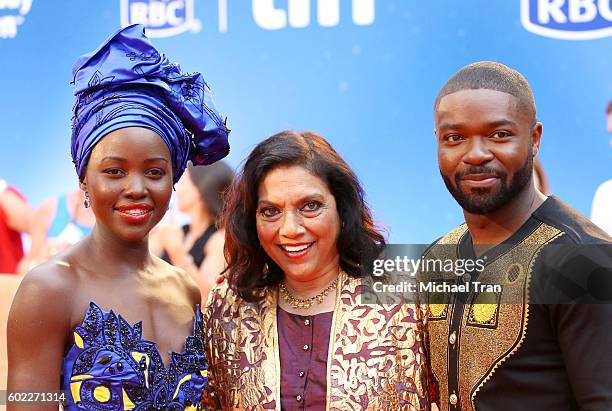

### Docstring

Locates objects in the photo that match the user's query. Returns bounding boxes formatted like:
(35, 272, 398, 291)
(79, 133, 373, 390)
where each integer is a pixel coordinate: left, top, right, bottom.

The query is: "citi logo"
(120, 0, 375, 37)
(120, 0, 200, 38)
(251, 0, 375, 30)
(521, 0, 612, 40)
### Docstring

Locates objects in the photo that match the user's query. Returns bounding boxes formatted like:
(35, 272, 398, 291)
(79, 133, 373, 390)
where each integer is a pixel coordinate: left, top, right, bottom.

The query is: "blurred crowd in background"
(0, 160, 233, 304)
(1, 101, 611, 304)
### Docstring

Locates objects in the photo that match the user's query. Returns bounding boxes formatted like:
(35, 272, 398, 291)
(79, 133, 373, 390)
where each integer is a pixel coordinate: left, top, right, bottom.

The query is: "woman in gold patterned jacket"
(202, 131, 431, 410)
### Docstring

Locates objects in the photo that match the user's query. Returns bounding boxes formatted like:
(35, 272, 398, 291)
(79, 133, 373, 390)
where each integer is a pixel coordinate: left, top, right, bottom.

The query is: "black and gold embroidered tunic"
(423, 196, 612, 411)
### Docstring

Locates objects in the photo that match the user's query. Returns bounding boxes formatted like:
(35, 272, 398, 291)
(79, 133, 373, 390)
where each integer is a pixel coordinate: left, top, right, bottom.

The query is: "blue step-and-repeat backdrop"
(0, 0, 611, 242)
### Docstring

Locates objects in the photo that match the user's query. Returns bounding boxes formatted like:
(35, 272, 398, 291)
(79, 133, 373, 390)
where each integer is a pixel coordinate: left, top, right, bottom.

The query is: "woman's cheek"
(256, 220, 278, 248)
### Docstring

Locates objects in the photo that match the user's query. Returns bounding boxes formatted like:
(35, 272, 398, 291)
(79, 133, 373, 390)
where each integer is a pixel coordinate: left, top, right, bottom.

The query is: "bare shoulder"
(204, 229, 225, 252)
(29, 196, 59, 234)
(7, 258, 78, 397)
(34, 196, 58, 218)
(14, 259, 76, 310)
(0, 187, 26, 206)
(153, 256, 201, 307)
(8, 258, 77, 344)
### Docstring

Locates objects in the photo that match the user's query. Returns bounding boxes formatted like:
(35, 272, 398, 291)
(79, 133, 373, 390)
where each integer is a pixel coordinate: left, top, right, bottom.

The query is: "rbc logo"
(120, 0, 201, 38)
(521, 0, 612, 39)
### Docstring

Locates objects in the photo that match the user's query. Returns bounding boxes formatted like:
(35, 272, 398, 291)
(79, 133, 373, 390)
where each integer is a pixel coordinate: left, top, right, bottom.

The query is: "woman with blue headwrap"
(7, 25, 229, 411)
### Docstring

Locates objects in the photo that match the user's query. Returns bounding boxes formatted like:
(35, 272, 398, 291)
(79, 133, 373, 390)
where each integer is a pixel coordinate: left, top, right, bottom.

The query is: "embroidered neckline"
(63, 301, 207, 409)
(74, 301, 203, 371)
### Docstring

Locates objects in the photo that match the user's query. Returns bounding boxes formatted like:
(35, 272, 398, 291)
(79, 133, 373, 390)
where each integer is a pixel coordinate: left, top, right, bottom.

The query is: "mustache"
(455, 166, 505, 180)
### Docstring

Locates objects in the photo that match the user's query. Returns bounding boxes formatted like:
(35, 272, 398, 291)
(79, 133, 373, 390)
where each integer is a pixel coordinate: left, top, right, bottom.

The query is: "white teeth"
(281, 244, 311, 252)
(121, 209, 148, 216)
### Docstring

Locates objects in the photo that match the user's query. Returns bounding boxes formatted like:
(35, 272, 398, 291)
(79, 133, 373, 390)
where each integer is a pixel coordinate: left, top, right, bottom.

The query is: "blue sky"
(1, 0, 611, 242)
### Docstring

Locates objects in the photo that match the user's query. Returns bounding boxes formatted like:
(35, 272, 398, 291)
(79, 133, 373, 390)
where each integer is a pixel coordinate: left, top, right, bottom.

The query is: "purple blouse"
(277, 308, 333, 411)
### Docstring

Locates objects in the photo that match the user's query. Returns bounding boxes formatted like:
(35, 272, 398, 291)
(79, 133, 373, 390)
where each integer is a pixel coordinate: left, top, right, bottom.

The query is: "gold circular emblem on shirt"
(471, 302, 497, 324)
(429, 303, 447, 318)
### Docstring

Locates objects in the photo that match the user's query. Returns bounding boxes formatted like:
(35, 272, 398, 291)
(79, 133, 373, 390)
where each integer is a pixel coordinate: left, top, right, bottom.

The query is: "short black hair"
(606, 100, 612, 114)
(435, 61, 536, 122)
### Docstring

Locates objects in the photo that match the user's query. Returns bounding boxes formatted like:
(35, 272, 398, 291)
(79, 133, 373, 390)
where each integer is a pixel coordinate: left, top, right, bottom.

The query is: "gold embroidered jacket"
(423, 196, 612, 411)
(202, 271, 430, 410)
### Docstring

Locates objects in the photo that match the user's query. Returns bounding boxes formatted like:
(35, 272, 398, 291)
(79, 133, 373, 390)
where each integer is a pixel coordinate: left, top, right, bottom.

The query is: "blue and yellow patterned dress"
(61, 302, 208, 410)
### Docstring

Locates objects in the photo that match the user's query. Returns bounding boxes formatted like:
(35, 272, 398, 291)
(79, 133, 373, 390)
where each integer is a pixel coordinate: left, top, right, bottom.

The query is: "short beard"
(441, 154, 533, 215)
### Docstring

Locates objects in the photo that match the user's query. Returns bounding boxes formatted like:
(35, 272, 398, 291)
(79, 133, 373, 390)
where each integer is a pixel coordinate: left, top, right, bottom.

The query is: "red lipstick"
(115, 203, 153, 224)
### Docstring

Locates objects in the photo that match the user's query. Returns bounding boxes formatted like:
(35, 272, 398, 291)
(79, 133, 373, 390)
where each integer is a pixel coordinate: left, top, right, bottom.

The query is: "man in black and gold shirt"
(424, 61, 612, 411)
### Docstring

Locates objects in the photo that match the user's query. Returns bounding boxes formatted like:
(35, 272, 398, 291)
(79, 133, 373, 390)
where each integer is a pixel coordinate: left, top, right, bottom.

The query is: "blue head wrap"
(71, 24, 230, 183)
